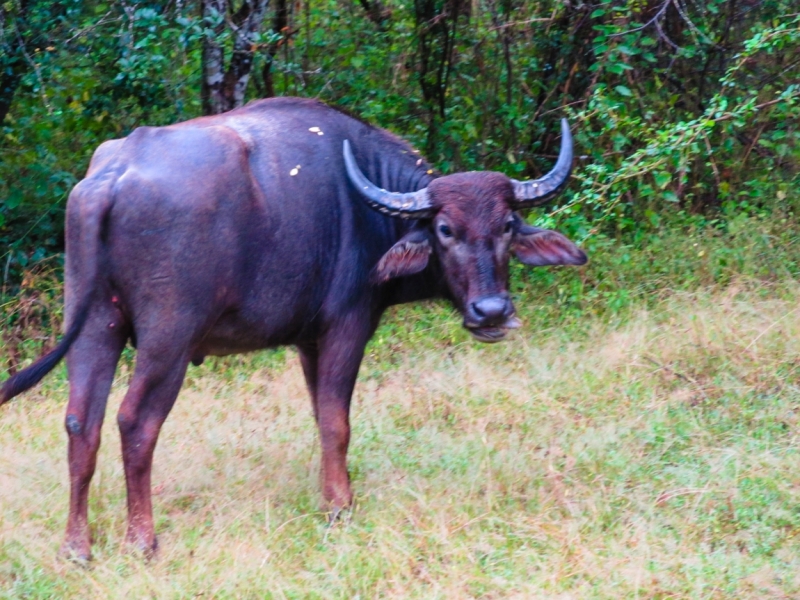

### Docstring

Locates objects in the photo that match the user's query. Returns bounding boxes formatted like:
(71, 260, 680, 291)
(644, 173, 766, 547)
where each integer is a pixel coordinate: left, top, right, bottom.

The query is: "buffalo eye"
(504, 220, 514, 234)
(438, 223, 453, 238)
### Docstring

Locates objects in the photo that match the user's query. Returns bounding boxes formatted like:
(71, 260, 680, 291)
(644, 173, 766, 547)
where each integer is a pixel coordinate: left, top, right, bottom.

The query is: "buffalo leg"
(61, 307, 128, 560)
(116, 345, 189, 556)
(297, 342, 319, 420)
(313, 321, 371, 513)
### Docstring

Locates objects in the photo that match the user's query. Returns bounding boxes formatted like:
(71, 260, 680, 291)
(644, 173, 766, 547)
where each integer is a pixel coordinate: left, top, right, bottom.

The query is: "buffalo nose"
(470, 295, 511, 326)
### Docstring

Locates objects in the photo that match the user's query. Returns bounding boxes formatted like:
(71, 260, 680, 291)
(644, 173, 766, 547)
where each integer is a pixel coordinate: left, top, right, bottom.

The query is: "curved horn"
(343, 139, 435, 219)
(511, 118, 573, 209)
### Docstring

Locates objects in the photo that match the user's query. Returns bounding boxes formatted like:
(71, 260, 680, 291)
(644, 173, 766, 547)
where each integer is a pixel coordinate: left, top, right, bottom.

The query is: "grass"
(2, 216, 800, 598)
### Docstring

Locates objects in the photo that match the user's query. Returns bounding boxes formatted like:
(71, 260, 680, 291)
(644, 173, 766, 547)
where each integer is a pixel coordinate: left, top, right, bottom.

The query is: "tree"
(201, 0, 270, 115)
(0, 1, 73, 126)
(413, 0, 466, 152)
(260, 0, 288, 98)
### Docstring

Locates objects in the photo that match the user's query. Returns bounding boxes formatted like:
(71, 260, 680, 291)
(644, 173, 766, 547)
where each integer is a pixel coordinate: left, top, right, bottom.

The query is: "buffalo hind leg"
(297, 342, 319, 420)
(311, 318, 371, 517)
(116, 343, 189, 556)
(61, 306, 128, 561)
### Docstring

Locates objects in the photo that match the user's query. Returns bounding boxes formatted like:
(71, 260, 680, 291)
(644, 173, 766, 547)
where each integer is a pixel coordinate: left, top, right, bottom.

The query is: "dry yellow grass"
(2, 284, 799, 598)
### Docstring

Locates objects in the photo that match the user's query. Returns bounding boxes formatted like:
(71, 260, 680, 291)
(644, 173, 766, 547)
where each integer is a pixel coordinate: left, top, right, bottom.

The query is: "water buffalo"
(1, 97, 586, 559)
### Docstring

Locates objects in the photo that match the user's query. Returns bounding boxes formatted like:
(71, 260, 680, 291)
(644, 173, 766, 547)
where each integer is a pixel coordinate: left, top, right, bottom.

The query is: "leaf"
(663, 191, 680, 203)
(654, 172, 672, 189)
(607, 62, 632, 74)
(5, 188, 23, 210)
(615, 85, 633, 97)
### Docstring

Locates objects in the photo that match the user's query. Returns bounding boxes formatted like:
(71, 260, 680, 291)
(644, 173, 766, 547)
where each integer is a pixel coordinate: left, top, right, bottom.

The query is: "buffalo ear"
(512, 225, 587, 267)
(371, 229, 432, 284)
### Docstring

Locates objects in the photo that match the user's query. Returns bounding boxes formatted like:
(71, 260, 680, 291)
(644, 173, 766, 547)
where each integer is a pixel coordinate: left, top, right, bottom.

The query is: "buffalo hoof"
(58, 541, 92, 566)
(326, 504, 354, 526)
(124, 534, 159, 561)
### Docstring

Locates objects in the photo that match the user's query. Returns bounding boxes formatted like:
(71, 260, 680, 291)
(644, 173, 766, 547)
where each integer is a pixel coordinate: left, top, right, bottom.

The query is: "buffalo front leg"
(117, 347, 189, 556)
(312, 321, 371, 514)
(61, 309, 127, 561)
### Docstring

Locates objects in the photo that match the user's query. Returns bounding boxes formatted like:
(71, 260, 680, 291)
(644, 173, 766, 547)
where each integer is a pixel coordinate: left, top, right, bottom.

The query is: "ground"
(1, 282, 799, 598)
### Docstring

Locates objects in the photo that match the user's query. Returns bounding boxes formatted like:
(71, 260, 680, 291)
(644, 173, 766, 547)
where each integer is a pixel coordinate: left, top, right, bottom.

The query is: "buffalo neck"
(353, 141, 447, 308)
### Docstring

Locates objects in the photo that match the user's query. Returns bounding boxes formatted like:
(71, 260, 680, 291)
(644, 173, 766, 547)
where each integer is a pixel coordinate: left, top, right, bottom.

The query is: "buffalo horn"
(511, 118, 573, 209)
(343, 139, 435, 219)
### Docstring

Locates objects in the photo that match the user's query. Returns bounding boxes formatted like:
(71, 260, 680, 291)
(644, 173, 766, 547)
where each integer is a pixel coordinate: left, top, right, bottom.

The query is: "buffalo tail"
(1, 181, 112, 406)
(0, 309, 90, 404)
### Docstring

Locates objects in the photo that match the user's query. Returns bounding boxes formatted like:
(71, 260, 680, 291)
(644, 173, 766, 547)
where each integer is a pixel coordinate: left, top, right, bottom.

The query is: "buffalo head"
(343, 119, 587, 343)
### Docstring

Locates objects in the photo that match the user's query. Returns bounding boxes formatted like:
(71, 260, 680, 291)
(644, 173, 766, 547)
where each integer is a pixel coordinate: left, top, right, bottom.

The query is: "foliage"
(1, 0, 798, 289)
(561, 14, 800, 237)
(1, 1, 201, 284)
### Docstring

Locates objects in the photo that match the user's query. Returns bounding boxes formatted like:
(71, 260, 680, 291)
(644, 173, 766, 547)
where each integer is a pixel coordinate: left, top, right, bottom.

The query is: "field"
(2, 224, 800, 598)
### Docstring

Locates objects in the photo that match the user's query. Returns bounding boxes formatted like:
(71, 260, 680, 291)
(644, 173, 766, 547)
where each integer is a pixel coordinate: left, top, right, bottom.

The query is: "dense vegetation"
(2, 0, 798, 282)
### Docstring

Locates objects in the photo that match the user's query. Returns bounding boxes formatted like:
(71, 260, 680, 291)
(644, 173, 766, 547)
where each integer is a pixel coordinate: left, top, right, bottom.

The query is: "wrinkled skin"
(0, 97, 586, 561)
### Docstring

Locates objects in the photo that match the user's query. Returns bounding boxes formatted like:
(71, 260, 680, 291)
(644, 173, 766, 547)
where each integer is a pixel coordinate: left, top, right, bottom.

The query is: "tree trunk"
(201, 0, 271, 115)
(414, 0, 464, 153)
(201, 0, 227, 115)
(357, 0, 390, 31)
(262, 0, 288, 98)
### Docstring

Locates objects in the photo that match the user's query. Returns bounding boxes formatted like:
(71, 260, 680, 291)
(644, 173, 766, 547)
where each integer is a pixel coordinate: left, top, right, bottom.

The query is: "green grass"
(2, 215, 800, 598)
